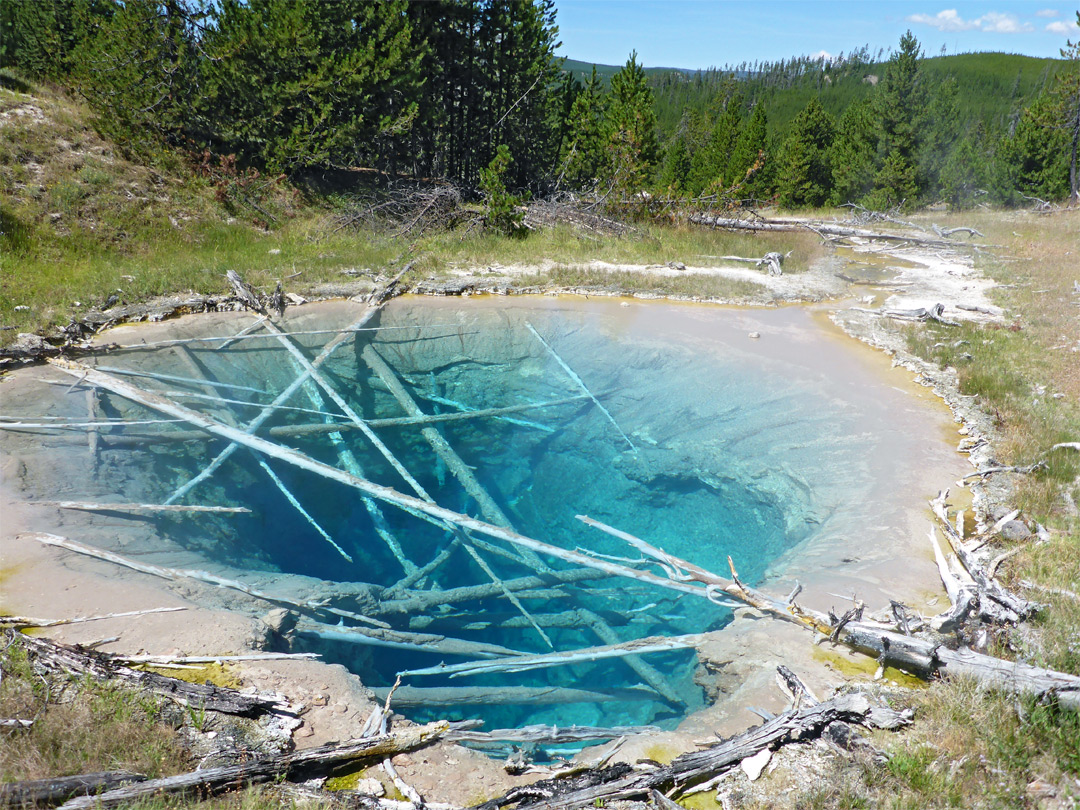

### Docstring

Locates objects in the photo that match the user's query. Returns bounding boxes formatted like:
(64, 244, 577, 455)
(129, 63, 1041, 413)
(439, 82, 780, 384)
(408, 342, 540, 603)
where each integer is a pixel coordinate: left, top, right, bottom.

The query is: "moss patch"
(811, 645, 927, 689)
(140, 662, 243, 690)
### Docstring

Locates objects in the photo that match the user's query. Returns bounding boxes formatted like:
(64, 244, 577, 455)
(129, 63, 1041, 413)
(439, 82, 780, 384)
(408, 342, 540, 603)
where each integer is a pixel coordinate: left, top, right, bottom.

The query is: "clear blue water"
(6, 295, 943, 741)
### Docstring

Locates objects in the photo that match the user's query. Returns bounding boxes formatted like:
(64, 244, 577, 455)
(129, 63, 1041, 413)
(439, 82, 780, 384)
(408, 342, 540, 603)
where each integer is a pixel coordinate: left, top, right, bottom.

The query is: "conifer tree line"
(2, 0, 1077, 209)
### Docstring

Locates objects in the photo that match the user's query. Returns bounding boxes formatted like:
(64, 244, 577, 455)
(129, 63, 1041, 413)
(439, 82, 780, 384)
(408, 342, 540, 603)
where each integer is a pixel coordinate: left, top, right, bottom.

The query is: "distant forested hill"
(564, 52, 1065, 142)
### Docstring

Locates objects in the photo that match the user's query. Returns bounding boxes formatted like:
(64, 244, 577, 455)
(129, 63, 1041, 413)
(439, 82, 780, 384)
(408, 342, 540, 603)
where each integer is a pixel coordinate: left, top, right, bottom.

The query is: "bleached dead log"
(0, 771, 147, 808)
(0, 607, 186, 629)
(714, 251, 788, 275)
(932, 225, 984, 239)
(162, 289, 393, 505)
(256, 459, 352, 562)
(474, 689, 903, 810)
(361, 343, 555, 646)
(85, 388, 99, 470)
(880, 303, 958, 325)
(16, 633, 284, 716)
(48, 395, 589, 447)
(448, 725, 659, 745)
(93, 365, 270, 394)
(371, 686, 656, 708)
(929, 491, 1037, 623)
(116, 653, 319, 664)
(57, 722, 449, 810)
(32, 501, 251, 515)
(226, 269, 266, 314)
(113, 323, 453, 352)
(687, 213, 991, 249)
(398, 633, 709, 679)
(296, 623, 524, 659)
(25, 532, 389, 629)
(524, 322, 636, 452)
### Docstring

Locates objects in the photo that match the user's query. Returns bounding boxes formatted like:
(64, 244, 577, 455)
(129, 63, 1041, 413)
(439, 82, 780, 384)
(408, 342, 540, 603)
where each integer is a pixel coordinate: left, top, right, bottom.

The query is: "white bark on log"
(57, 722, 448, 810)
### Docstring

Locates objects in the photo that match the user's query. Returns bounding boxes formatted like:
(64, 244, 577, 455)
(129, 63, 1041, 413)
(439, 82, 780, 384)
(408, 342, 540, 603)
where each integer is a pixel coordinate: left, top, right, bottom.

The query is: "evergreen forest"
(1, 0, 1078, 214)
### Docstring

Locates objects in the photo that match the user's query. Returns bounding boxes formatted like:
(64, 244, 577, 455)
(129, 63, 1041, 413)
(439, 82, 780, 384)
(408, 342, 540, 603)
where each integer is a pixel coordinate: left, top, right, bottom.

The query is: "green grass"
(0, 632, 191, 783)
(0, 72, 824, 341)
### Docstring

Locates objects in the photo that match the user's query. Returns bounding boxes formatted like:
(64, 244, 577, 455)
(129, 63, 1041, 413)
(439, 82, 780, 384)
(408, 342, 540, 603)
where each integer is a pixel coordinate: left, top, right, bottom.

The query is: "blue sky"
(553, 1, 1078, 69)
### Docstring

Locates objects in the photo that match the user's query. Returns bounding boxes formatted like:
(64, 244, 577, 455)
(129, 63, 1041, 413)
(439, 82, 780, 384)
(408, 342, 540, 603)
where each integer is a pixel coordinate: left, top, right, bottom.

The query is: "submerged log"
(398, 633, 709, 679)
(371, 685, 657, 708)
(58, 722, 448, 810)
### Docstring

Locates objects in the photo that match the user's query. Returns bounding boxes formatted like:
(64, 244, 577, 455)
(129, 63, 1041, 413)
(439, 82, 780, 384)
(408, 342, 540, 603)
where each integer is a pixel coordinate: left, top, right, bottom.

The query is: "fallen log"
(448, 724, 658, 745)
(687, 213, 991, 249)
(24, 532, 388, 629)
(1, 607, 186, 629)
(31, 501, 251, 515)
(0, 770, 146, 808)
(21, 395, 589, 447)
(57, 721, 448, 810)
(472, 688, 903, 809)
(15, 633, 284, 716)
(574, 516, 1080, 710)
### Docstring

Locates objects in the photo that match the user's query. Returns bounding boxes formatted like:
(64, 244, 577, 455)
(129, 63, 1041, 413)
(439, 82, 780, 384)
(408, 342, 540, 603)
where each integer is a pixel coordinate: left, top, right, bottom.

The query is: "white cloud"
(906, 9, 1034, 34)
(1035, 9, 1058, 17)
(907, 9, 971, 32)
(810, 49, 834, 61)
(977, 12, 1034, 33)
(1045, 20, 1072, 33)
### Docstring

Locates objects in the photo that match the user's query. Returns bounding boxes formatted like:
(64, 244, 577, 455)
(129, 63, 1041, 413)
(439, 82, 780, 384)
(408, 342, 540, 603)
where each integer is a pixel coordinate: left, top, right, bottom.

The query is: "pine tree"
(200, 0, 422, 174)
(871, 30, 927, 207)
(604, 51, 658, 191)
(71, 0, 206, 158)
(776, 97, 834, 207)
(918, 77, 961, 198)
(828, 99, 876, 204)
(726, 100, 767, 191)
(560, 65, 607, 188)
(687, 90, 742, 195)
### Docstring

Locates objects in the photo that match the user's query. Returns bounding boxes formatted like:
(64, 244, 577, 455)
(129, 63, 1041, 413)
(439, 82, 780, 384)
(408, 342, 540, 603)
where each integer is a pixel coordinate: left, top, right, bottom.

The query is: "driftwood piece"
(1, 607, 186, 629)
(225, 270, 267, 314)
(296, 623, 525, 659)
(0, 770, 146, 808)
(16, 634, 283, 716)
(57, 722, 448, 810)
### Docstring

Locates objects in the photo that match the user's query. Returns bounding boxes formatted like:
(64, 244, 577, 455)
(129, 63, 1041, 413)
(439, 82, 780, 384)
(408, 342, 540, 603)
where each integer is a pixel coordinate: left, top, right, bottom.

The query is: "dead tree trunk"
(57, 722, 448, 810)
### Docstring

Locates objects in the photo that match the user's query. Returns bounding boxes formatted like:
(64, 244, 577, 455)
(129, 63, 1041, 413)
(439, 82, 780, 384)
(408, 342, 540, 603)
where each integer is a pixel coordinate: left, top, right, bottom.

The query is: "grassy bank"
(791, 209, 1080, 810)
(1, 77, 822, 344)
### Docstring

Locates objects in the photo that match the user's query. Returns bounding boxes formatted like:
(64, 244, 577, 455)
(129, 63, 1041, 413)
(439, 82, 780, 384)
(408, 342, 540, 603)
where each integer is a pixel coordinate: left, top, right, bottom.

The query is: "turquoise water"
(4, 296, 948, 742)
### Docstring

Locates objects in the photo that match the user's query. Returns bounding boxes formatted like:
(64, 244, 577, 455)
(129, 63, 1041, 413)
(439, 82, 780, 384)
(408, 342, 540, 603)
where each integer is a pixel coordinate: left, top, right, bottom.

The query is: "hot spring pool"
(0, 295, 963, 742)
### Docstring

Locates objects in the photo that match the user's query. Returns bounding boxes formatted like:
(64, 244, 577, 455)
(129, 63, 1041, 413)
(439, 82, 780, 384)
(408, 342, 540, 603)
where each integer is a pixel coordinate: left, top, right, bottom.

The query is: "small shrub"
(479, 144, 526, 237)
